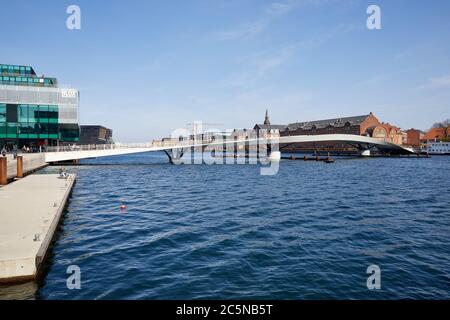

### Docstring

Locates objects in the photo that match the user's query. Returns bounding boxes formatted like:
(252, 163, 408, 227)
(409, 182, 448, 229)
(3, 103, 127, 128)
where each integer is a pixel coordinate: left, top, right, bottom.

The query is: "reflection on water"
(0, 281, 38, 300)
(1, 152, 450, 300)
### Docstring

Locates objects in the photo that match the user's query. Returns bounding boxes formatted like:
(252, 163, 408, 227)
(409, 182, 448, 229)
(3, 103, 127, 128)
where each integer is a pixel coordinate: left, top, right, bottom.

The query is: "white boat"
(426, 141, 450, 155)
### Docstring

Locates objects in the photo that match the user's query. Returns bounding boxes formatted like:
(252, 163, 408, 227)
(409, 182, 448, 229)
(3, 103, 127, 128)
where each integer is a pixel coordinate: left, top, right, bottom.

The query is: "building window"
(48, 105, 58, 123)
(0, 123, 6, 138)
(6, 104, 18, 122)
(48, 123, 58, 139)
(18, 104, 28, 123)
(39, 121, 49, 139)
(0, 104, 6, 122)
(18, 122, 31, 138)
(60, 124, 80, 142)
(28, 105, 39, 123)
(38, 105, 49, 121)
(6, 123, 17, 138)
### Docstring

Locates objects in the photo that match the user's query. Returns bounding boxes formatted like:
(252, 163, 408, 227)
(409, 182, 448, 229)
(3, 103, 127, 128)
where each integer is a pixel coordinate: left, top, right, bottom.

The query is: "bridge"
(43, 134, 415, 163)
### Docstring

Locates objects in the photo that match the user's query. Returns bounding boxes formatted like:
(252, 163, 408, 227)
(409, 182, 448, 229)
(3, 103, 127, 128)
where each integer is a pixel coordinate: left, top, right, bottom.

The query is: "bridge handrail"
(43, 134, 408, 153)
(45, 143, 154, 153)
(44, 137, 253, 153)
(44, 140, 211, 153)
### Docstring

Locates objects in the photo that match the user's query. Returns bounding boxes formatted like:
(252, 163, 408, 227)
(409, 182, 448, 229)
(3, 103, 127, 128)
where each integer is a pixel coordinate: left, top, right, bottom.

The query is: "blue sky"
(1, 0, 450, 141)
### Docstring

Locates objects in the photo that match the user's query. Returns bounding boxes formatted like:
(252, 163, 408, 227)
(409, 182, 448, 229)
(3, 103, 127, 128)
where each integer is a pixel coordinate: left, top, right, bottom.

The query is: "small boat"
(324, 158, 335, 163)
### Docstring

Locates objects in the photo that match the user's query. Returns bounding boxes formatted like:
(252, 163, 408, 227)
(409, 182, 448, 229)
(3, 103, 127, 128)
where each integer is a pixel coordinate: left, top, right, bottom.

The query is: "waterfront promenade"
(1, 154, 47, 184)
(0, 174, 76, 283)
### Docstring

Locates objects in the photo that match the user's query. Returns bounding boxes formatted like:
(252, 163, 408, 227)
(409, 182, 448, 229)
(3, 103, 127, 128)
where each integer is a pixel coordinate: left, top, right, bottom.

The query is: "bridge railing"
(44, 140, 210, 153)
(44, 136, 268, 153)
(45, 143, 154, 153)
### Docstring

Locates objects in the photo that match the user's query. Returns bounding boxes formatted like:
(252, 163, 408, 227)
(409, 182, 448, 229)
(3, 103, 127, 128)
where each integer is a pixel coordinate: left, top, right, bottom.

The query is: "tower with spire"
(253, 109, 286, 134)
(264, 109, 271, 125)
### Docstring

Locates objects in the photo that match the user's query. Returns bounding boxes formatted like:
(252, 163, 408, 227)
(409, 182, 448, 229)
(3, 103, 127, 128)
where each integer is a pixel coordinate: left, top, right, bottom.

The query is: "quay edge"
(0, 173, 76, 284)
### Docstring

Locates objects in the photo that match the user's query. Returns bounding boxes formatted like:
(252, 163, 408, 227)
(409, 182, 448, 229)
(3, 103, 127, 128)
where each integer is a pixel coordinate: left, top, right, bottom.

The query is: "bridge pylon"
(164, 149, 186, 165)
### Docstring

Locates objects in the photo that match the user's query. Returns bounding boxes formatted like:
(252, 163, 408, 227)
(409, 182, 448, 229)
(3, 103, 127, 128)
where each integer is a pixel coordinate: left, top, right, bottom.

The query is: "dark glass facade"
(0, 103, 59, 139)
(80, 125, 113, 144)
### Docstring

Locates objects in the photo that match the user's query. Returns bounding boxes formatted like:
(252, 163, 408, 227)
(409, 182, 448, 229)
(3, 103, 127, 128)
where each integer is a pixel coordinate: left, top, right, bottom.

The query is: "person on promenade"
(59, 167, 68, 179)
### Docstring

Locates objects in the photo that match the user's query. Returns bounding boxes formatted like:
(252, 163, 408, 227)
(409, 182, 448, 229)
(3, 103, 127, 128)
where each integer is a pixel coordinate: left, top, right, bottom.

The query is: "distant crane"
(186, 121, 224, 136)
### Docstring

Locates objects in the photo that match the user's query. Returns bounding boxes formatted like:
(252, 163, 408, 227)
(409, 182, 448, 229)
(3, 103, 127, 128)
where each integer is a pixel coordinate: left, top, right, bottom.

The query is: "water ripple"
(1, 153, 449, 300)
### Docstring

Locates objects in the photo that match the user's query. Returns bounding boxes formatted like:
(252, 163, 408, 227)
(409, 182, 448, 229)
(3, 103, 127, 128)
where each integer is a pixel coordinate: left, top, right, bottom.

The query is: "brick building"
(406, 129, 424, 147)
(283, 113, 402, 142)
(281, 113, 403, 151)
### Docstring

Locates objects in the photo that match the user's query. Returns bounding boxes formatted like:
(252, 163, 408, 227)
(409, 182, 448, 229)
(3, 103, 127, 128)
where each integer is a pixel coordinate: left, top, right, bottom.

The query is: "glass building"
(0, 64, 80, 150)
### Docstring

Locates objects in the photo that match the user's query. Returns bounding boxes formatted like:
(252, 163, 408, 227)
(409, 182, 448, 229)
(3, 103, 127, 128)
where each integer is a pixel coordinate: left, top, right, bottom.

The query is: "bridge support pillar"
(359, 149, 371, 157)
(170, 157, 183, 165)
(164, 149, 184, 165)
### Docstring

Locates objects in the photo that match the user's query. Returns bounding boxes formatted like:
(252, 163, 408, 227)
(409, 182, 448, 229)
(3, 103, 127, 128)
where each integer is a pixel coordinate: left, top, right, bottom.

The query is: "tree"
(431, 119, 450, 129)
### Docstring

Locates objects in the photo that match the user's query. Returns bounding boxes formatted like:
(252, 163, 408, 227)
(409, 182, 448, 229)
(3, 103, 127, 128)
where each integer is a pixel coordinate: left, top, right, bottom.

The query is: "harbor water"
(1, 153, 450, 299)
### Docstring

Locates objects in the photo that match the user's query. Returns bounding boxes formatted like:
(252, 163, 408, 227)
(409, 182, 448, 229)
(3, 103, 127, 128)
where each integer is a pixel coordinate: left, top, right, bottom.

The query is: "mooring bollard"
(17, 156, 23, 178)
(0, 157, 7, 185)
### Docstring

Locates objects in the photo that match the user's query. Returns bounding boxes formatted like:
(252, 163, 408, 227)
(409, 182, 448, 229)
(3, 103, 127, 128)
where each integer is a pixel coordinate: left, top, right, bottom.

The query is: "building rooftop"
(423, 127, 450, 140)
(80, 125, 111, 129)
(0, 63, 57, 88)
(286, 114, 371, 131)
(254, 124, 287, 131)
(0, 64, 36, 75)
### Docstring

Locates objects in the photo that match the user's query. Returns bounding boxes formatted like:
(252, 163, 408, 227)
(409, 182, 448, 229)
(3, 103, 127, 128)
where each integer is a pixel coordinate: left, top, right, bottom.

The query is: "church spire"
(264, 109, 271, 125)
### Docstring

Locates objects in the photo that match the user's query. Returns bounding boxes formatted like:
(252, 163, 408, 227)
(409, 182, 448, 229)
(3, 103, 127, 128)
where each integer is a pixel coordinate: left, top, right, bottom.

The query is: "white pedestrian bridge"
(44, 134, 415, 163)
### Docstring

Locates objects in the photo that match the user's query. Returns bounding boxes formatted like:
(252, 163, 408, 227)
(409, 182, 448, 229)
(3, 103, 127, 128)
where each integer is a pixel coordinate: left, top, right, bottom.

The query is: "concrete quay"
(0, 154, 47, 185)
(0, 173, 76, 283)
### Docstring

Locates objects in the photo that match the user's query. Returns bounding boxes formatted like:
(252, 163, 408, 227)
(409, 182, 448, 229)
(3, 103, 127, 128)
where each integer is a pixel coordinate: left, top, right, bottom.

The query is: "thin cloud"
(216, 1, 295, 41)
(221, 24, 357, 88)
(255, 46, 296, 75)
(265, 2, 294, 16)
(420, 75, 450, 90)
(217, 21, 266, 40)
(265, 0, 332, 16)
(221, 46, 296, 88)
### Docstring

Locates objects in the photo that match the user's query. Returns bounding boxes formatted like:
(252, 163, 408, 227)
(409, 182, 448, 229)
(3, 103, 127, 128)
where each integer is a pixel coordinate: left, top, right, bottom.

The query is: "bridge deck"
(43, 134, 414, 162)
